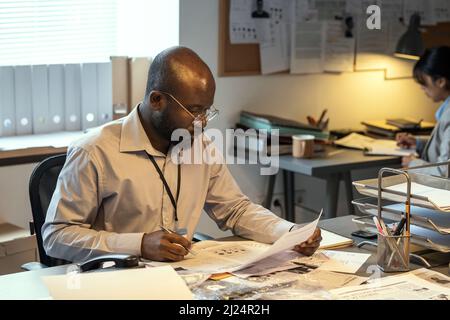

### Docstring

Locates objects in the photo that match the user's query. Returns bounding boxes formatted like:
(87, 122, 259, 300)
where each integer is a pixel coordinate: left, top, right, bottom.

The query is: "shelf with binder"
(351, 162, 450, 269)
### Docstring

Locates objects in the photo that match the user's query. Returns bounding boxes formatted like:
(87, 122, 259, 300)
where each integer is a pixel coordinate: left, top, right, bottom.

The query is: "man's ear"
(435, 77, 447, 90)
(149, 91, 166, 111)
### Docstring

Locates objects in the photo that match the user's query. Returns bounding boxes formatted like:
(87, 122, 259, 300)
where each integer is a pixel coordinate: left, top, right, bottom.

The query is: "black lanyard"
(146, 153, 181, 221)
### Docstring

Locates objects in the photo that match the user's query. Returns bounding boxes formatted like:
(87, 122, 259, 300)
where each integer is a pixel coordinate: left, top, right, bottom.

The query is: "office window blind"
(0, 0, 179, 137)
(0, 0, 118, 66)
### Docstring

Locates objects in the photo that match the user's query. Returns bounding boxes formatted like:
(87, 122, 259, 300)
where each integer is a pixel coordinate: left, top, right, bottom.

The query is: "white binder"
(31, 65, 50, 134)
(97, 62, 113, 125)
(14, 66, 33, 135)
(0, 66, 16, 136)
(80, 63, 98, 130)
(48, 64, 65, 132)
(64, 64, 82, 131)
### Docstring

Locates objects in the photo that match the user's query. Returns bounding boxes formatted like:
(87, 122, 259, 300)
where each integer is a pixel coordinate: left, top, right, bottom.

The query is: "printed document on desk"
(146, 212, 321, 274)
(330, 273, 450, 300)
(334, 133, 417, 156)
(292, 250, 370, 274)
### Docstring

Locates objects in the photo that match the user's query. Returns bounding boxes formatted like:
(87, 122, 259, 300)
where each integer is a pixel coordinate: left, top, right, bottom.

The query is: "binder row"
(0, 63, 112, 136)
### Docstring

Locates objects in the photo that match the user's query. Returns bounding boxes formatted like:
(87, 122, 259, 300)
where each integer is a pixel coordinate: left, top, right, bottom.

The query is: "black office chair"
(26, 154, 69, 269)
(25, 153, 213, 270)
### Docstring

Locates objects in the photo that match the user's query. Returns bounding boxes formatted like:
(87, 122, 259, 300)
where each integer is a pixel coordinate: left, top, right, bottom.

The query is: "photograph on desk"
(1, 0, 450, 308)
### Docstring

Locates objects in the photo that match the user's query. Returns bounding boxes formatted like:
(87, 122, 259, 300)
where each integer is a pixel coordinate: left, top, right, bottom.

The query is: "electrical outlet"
(295, 189, 306, 205)
(271, 196, 284, 217)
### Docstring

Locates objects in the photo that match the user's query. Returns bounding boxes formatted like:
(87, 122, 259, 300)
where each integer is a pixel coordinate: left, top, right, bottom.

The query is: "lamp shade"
(395, 13, 425, 60)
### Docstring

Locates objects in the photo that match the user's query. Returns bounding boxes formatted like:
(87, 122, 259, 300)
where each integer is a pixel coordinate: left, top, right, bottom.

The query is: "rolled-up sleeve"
(415, 136, 430, 156)
(203, 162, 294, 244)
(42, 146, 144, 263)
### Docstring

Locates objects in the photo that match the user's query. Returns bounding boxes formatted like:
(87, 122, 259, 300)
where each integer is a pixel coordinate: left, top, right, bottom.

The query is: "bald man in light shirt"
(42, 46, 322, 263)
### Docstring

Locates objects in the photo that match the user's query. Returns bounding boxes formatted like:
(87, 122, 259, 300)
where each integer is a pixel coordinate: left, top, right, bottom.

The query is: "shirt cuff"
(105, 232, 145, 256)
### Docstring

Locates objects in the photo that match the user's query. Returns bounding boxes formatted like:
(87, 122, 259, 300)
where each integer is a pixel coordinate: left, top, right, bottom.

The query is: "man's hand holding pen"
(141, 229, 193, 262)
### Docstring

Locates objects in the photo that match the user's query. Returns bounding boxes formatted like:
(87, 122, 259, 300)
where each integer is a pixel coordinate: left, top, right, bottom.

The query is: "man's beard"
(152, 110, 205, 147)
(152, 108, 176, 142)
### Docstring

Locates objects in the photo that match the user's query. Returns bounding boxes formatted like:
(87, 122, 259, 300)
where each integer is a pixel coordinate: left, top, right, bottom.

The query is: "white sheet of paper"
(229, 0, 259, 44)
(387, 182, 450, 209)
(434, 0, 450, 23)
(409, 268, 450, 288)
(290, 20, 325, 74)
(290, 0, 325, 74)
(259, 19, 289, 74)
(232, 250, 299, 278)
(259, 0, 290, 74)
(334, 133, 417, 156)
(42, 266, 193, 300)
(240, 210, 321, 269)
(330, 273, 450, 300)
(145, 241, 271, 274)
(303, 269, 369, 291)
(323, 21, 355, 72)
(403, 0, 436, 26)
(319, 229, 353, 249)
(319, 250, 371, 274)
(314, 0, 346, 20)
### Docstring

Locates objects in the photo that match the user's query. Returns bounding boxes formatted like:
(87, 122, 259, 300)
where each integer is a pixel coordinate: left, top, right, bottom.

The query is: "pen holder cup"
(377, 233, 410, 273)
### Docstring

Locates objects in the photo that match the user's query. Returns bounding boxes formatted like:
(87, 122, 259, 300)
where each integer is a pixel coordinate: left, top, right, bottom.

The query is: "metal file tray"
(353, 197, 450, 235)
(352, 172, 450, 212)
(352, 215, 450, 253)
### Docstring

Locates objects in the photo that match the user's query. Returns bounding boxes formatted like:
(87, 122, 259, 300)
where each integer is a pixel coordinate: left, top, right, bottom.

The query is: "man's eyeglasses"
(159, 91, 219, 125)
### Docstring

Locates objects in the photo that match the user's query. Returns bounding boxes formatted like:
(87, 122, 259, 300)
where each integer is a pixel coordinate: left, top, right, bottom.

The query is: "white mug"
(292, 135, 315, 158)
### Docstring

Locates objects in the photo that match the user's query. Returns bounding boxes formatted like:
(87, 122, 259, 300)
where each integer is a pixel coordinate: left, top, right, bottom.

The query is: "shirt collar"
(119, 104, 165, 157)
(435, 97, 450, 121)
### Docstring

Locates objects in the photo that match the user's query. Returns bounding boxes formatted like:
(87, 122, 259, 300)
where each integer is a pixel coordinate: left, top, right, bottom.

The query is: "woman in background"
(397, 46, 450, 176)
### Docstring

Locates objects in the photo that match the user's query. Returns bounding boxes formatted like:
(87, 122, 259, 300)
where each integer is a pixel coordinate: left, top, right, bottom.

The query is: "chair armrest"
(192, 232, 214, 242)
(21, 261, 48, 271)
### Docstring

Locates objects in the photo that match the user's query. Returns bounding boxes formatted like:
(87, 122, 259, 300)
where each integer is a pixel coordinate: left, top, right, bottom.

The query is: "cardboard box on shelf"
(0, 223, 37, 275)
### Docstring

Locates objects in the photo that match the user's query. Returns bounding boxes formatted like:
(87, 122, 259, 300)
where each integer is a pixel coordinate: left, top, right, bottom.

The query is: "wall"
(179, 0, 438, 236)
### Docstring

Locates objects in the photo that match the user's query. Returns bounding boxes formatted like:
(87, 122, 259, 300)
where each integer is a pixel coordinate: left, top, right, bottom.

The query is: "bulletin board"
(218, 0, 261, 76)
(218, 0, 450, 79)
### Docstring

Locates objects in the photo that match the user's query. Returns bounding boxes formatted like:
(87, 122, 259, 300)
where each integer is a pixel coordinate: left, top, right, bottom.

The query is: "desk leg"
(262, 174, 276, 209)
(324, 174, 339, 219)
(283, 170, 295, 222)
(342, 172, 355, 215)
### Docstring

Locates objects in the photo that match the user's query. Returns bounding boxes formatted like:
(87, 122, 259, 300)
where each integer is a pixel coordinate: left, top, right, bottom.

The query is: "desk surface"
(0, 215, 447, 299)
(279, 147, 401, 176)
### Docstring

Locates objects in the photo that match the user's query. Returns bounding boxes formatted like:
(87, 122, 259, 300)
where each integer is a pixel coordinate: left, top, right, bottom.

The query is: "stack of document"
(319, 229, 353, 249)
(362, 120, 434, 138)
(334, 133, 417, 157)
(387, 182, 450, 211)
(239, 111, 330, 140)
(330, 271, 450, 300)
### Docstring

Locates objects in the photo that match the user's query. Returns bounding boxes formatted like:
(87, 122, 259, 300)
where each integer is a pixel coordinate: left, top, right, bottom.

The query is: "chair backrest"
(29, 154, 69, 267)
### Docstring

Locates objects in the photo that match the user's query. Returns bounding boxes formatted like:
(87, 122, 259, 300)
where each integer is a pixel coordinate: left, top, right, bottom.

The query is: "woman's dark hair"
(413, 46, 450, 90)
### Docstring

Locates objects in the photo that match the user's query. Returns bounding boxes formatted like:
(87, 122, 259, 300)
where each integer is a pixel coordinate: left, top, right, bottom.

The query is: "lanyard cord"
(145, 153, 181, 221)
